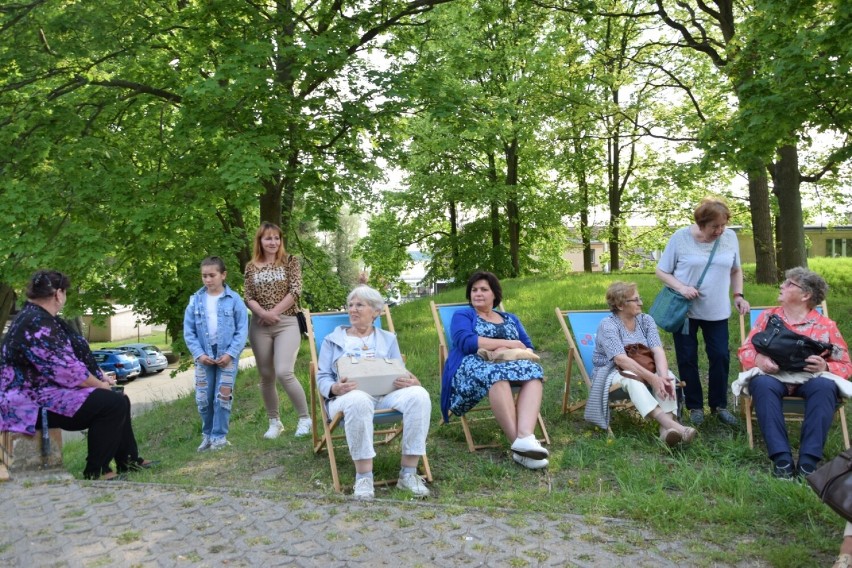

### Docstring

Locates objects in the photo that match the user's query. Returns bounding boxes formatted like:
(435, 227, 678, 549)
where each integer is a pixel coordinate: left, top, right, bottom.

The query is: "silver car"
(117, 343, 169, 375)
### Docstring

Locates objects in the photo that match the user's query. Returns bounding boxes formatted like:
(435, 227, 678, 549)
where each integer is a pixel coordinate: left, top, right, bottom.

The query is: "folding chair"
(306, 307, 433, 492)
(737, 301, 849, 450)
(429, 301, 550, 452)
(555, 308, 635, 417)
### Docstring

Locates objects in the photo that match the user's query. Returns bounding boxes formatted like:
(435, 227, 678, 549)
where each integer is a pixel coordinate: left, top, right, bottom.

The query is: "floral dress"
(449, 316, 544, 417)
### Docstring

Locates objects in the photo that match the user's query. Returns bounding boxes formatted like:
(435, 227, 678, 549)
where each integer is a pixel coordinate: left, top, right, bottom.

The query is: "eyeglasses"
(781, 280, 803, 291)
(624, 297, 643, 304)
(348, 302, 369, 311)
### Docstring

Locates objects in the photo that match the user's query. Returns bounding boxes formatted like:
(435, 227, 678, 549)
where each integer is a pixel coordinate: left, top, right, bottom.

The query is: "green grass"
(64, 271, 852, 567)
(90, 331, 170, 351)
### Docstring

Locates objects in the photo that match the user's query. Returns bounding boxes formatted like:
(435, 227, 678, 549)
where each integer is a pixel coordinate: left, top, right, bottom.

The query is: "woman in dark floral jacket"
(0, 270, 153, 480)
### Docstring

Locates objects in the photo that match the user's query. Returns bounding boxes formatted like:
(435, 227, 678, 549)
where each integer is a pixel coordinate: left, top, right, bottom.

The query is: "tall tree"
(0, 0, 452, 331)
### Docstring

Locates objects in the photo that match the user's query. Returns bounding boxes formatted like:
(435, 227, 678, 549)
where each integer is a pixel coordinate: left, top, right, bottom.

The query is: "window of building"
(827, 238, 852, 257)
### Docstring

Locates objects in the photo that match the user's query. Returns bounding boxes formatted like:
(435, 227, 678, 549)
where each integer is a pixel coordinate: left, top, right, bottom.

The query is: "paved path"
(3, 357, 746, 567)
(1, 478, 697, 567)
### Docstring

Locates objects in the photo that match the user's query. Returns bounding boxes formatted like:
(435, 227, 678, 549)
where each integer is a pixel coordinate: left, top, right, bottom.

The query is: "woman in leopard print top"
(244, 222, 311, 439)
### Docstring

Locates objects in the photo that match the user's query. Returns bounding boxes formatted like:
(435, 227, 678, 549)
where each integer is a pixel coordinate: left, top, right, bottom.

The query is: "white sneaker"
(512, 452, 549, 470)
(397, 472, 430, 498)
(196, 435, 211, 452)
(209, 438, 231, 451)
(263, 419, 285, 439)
(353, 477, 374, 501)
(510, 435, 549, 460)
(294, 417, 312, 437)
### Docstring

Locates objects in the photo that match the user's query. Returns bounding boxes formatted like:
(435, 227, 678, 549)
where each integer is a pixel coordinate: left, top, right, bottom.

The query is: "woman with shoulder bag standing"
(244, 222, 311, 439)
(655, 198, 750, 427)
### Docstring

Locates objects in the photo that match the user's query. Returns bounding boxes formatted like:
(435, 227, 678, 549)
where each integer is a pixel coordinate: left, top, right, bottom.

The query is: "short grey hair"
(785, 266, 828, 308)
(347, 285, 385, 313)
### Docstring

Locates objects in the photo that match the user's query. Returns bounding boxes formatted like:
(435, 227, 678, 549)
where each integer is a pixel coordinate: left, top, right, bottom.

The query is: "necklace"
(349, 328, 374, 350)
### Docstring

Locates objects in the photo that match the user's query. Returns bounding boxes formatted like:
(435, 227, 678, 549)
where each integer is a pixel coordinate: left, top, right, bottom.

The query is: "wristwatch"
(733, 293, 744, 299)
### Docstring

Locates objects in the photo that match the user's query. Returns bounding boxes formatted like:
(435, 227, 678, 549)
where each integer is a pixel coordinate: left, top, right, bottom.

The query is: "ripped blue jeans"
(195, 344, 238, 441)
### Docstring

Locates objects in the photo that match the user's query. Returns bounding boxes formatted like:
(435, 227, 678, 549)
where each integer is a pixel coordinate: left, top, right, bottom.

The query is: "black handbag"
(807, 448, 852, 522)
(751, 314, 832, 371)
(296, 311, 308, 337)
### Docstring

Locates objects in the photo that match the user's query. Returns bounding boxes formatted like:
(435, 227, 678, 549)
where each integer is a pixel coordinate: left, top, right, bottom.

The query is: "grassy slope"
(65, 269, 852, 567)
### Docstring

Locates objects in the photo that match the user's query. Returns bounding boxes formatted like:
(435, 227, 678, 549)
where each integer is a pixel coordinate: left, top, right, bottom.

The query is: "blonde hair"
(605, 281, 638, 313)
(250, 222, 286, 267)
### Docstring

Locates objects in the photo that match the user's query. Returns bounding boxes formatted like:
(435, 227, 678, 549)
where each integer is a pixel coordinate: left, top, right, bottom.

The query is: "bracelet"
(733, 293, 744, 299)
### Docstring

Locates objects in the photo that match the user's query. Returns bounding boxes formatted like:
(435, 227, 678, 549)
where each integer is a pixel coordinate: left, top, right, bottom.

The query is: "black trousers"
(38, 389, 140, 478)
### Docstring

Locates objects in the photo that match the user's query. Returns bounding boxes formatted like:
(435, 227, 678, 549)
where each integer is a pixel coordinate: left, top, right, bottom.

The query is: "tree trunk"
(259, 178, 283, 232)
(504, 138, 520, 278)
(573, 139, 593, 272)
(746, 165, 778, 283)
(487, 152, 502, 273)
(0, 282, 16, 338)
(449, 198, 460, 280)
(774, 144, 808, 271)
(607, 91, 621, 272)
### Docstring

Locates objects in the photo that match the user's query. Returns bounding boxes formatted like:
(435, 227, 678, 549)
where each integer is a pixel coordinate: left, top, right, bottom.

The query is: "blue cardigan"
(440, 306, 535, 422)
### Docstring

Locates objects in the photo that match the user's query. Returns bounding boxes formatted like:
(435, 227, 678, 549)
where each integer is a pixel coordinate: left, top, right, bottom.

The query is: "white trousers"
(326, 386, 431, 461)
(611, 371, 678, 418)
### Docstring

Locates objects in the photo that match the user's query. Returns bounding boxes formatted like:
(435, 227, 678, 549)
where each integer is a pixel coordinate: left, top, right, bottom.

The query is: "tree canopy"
(1, 0, 849, 335)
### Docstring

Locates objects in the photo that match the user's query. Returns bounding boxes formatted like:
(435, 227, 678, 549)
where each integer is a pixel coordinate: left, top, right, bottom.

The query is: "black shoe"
(712, 408, 738, 426)
(797, 461, 818, 478)
(772, 460, 796, 480)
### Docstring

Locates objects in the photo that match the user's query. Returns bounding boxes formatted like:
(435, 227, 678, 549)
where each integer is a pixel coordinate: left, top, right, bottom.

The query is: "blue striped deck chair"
(737, 302, 848, 450)
(555, 308, 634, 417)
(430, 301, 550, 452)
(306, 307, 433, 492)
(556, 308, 685, 424)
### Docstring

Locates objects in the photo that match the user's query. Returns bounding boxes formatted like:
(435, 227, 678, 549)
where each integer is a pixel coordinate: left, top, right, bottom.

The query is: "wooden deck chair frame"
(555, 308, 635, 418)
(306, 307, 433, 492)
(737, 301, 849, 450)
(429, 300, 550, 452)
(557, 308, 686, 422)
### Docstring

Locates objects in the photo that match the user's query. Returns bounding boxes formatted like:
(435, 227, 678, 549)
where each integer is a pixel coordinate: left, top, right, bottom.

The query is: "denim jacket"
(183, 284, 249, 362)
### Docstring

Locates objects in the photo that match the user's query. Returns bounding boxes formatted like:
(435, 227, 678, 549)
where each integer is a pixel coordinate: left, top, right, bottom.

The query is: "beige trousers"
(250, 315, 309, 420)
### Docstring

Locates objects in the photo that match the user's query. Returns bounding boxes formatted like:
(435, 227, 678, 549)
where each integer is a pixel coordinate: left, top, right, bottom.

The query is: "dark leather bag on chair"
(752, 314, 832, 372)
(806, 448, 852, 522)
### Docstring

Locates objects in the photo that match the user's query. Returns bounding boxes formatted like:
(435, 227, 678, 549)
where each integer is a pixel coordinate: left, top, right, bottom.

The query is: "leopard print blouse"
(243, 255, 302, 315)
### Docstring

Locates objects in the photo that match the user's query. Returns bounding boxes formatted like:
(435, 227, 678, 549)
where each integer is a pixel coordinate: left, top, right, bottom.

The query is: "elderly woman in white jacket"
(316, 285, 431, 501)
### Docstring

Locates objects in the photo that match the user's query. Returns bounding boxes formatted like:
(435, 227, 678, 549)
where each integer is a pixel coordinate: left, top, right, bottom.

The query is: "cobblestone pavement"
(0, 475, 713, 567)
(3, 357, 747, 567)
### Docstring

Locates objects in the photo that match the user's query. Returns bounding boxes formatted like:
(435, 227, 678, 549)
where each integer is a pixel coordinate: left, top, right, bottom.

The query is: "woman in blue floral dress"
(0, 270, 153, 480)
(440, 271, 547, 469)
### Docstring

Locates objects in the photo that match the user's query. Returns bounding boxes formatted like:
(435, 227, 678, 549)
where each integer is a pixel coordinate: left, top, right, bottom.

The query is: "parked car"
(91, 349, 142, 383)
(117, 343, 169, 375)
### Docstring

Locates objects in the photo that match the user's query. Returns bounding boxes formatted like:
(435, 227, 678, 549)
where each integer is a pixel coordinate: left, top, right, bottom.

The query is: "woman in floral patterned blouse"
(0, 270, 152, 480)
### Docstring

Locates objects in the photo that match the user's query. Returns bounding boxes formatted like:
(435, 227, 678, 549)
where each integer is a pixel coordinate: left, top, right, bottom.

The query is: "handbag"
(336, 356, 409, 396)
(806, 448, 852, 522)
(476, 348, 541, 362)
(752, 314, 832, 371)
(648, 287, 690, 334)
(617, 343, 656, 380)
(295, 311, 308, 337)
(649, 237, 720, 334)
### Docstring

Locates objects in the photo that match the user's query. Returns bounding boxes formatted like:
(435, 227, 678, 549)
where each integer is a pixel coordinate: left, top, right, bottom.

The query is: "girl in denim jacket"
(183, 257, 248, 451)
